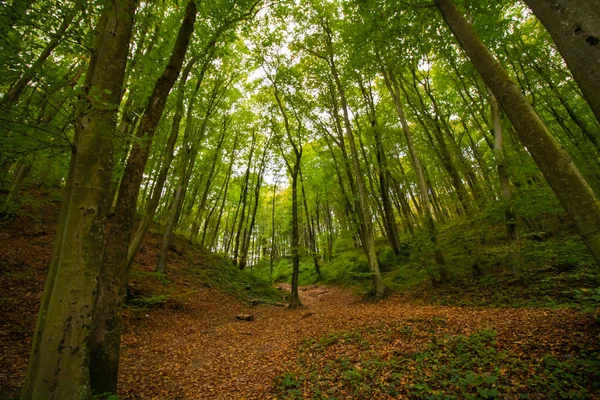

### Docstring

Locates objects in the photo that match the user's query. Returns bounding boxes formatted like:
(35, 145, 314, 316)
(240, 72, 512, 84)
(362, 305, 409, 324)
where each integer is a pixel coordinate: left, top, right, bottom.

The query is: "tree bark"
(436, 0, 600, 266)
(126, 58, 197, 270)
(233, 133, 257, 264)
(523, 0, 600, 125)
(358, 78, 401, 256)
(89, 1, 196, 395)
(491, 94, 521, 278)
(300, 170, 322, 279)
(382, 67, 447, 280)
(271, 78, 302, 308)
(239, 139, 269, 270)
(20, 1, 136, 398)
(324, 23, 384, 297)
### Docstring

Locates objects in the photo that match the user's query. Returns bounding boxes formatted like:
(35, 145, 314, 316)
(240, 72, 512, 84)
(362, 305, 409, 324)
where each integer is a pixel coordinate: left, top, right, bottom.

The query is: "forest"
(1, 0, 600, 398)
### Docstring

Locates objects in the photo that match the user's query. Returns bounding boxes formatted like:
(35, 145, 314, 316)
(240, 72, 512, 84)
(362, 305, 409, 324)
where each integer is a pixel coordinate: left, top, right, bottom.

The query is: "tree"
(522, 0, 600, 125)
(435, 0, 600, 266)
(89, 1, 197, 394)
(20, 1, 136, 398)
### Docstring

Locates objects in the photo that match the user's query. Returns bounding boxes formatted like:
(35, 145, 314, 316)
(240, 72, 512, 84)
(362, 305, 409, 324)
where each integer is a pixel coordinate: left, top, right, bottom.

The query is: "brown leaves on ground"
(0, 192, 57, 399)
(118, 285, 599, 399)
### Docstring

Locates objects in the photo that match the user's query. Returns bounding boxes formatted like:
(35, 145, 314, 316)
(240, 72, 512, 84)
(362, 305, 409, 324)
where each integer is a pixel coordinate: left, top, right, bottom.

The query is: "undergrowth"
(253, 211, 600, 309)
(276, 324, 600, 399)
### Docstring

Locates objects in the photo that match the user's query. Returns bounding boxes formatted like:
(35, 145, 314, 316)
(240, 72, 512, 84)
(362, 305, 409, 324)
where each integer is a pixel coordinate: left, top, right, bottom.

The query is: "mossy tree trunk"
(20, 1, 136, 398)
(436, 0, 600, 266)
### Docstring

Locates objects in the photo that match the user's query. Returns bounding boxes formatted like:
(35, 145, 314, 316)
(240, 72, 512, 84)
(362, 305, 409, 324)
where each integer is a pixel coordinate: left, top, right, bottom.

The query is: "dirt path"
(118, 285, 596, 399)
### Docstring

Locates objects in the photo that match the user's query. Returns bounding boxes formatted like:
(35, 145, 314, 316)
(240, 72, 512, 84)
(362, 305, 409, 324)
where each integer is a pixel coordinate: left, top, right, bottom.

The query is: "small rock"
(235, 314, 254, 321)
(250, 299, 262, 306)
(274, 302, 287, 307)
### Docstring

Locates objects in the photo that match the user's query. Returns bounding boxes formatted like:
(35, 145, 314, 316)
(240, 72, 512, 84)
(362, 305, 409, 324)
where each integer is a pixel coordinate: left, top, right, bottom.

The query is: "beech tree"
(20, 1, 136, 398)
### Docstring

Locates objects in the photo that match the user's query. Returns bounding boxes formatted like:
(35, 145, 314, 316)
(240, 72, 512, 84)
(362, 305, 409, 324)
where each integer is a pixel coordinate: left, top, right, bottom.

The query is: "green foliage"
(129, 294, 169, 309)
(93, 393, 122, 400)
(572, 287, 600, 314)
(280, 326, 600, 399)
(185, 253, 283, 304)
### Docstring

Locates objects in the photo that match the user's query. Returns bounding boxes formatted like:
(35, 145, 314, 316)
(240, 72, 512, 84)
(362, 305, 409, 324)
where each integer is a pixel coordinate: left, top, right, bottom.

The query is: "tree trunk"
(491, 94, 521, 278)
(523, 0, 600, 125)
(89, 1, 196, 395)
(357, 78, 401, 255)
(156, 185, 184, 274)
(201, 171, 227, 248)
(2, 160, 31, 212)
(271, 77, 303, 308)
(156, 78, 208, 273)
(190, 126, 227, 241)
(382, 67, 447, 280)
(126, 58, 196, 270)
(325, 24, 384, 297)
(210, 149, 237, 250)
(300, 170, 322, 279)
(233, 133, 256, 264)
(239, 141, 269, 270)
(289, 162, 302, 309)
(270, 180, 278, 278)
(436, 0, 600, 266)
(20, 1, 135, 398)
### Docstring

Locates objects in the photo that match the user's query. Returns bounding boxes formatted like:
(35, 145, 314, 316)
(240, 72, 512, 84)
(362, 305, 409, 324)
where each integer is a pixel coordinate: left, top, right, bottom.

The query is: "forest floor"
(118, 284, 598, 399)
(1, 190, 599, 399)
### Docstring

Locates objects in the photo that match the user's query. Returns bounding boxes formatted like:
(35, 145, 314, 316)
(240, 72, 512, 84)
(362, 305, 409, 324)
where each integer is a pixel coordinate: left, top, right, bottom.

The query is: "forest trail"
(118, 284, 595, 399)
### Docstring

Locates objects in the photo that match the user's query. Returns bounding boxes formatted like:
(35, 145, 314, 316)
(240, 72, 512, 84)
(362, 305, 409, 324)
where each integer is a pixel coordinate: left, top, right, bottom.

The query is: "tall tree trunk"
(357, 78, 401, 255)
(436, 0, 600, 266)
(325, 23, 384, 297)
(239, 140, 269, 270)
(20, 1, 135, 398)
(233, 133, 257, 264)
(89, 2, 196, 395)
(382, 67, 447, 280)
(210, 148, 237, 250)
(201, 171, 227, 248)
(522, 0, 600, 125)
(1, 160, 31, 212)
(189, 125, 227, 241)
(271, 77, 303, 308)
(156, 184, 184, 274)
(270, 179, 278, 278)
(289, 162, 302, 308)
(300, 170, 322, 279)
(491, 94, 521, 278)
(156, 80, 210, 273)
(126, 58, 197, 270)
